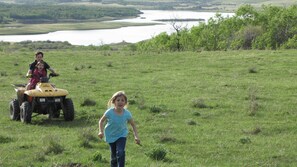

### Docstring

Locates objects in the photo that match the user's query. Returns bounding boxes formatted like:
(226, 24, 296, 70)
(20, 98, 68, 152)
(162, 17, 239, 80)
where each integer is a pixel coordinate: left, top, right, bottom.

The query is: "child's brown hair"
(107, 91, 128, 108)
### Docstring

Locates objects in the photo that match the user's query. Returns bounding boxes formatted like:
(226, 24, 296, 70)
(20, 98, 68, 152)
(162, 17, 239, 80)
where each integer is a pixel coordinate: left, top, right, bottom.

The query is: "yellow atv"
(9, 73, 74, 123)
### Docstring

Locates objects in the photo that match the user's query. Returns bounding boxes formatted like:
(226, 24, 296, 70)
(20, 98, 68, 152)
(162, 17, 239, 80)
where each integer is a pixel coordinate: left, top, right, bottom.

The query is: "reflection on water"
(0, 10, 234, 46)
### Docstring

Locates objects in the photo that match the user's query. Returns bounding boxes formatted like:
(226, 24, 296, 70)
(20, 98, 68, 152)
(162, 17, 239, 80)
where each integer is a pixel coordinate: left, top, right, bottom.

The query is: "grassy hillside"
(1, 48, 297, 166)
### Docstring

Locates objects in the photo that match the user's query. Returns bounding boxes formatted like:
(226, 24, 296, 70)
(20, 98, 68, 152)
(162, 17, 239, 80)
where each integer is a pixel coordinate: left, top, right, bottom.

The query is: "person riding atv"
(9, 73, 75, 123)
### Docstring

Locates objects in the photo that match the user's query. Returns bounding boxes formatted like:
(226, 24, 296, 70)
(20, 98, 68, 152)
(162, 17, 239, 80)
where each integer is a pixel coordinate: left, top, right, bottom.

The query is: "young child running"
(26, 61, 47, 90)
(98, 91, 140, 167)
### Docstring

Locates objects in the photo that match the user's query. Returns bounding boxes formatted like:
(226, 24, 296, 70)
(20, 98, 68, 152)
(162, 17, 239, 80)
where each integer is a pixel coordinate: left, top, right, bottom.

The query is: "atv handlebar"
(26, 73, 59, 78)
(26, 74, 32, 78)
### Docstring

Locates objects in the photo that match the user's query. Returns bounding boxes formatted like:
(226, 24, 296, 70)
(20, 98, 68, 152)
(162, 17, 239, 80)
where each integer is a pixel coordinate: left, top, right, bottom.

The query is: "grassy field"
(1, 48, 297, 166)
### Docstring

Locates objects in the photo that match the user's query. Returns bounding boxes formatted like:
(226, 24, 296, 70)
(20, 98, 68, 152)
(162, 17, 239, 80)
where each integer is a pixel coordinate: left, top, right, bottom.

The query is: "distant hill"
(0, 0, 296, 11)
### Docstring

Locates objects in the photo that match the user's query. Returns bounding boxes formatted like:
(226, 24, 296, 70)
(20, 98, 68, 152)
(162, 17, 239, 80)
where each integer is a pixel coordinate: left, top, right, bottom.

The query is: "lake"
(0, 10, 234, 46)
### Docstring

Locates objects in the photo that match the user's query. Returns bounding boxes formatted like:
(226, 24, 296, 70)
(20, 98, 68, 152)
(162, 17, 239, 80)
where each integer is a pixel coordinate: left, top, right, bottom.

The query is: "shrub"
(128, 99, 136, 105)
(281, 34, 297, 49)
(248, 67, 257, 73)
(0, 71, 7, 76)
(186, 119, 197, 125)
(146, 145, 167, 161)
(92, 151, 108, 163)
(159, 136, 177, 143)
(98, 45, 112, 51)
(192, 98, 207, 108)
(92, 151, 103, 162)
(106, 62, 113, 67)
(236, 25, 263, 49)
(81, 98, 96, 107)
(0, 135, 12, 144)
(193, 111, 201, 116)
(243, 127, 261, 135)
(239, 137, 251, 144)
(43, 136, 64, 155)
(149, 105, 163, 113)
(34, 151, 46, 162)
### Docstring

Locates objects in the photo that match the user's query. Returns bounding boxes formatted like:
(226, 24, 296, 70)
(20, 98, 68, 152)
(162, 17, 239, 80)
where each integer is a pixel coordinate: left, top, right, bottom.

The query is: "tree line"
(0, 3, 141, 24)
(135, 5, 297, 51)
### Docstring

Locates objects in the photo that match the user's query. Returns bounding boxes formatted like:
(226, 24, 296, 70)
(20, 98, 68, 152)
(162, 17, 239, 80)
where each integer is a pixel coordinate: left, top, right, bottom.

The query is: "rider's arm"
(26, 69, 32, 78)
(27, 62, 35, 77)
(48, 67, 56, 74)
(44, 62, 57, 74)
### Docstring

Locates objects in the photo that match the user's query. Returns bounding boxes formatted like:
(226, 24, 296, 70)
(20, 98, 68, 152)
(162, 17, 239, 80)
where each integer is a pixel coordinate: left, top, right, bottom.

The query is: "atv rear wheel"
(9, 99, 20, 120)
(63, 98, 74, 121)
(20, 101, 32, 123)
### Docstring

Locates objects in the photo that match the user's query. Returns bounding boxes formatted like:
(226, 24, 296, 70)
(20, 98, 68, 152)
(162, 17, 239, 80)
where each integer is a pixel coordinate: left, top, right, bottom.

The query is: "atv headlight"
(39, 98, 46, 102)
(55, 98, 61, 102)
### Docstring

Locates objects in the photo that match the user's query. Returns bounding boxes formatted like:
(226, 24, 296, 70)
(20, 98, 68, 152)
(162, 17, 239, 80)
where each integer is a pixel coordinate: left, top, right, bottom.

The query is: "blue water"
(0, 10, 234, 46)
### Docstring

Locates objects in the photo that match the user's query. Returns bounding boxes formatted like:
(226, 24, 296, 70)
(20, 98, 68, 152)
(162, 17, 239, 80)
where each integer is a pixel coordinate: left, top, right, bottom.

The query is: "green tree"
(134, 4, 297, 52)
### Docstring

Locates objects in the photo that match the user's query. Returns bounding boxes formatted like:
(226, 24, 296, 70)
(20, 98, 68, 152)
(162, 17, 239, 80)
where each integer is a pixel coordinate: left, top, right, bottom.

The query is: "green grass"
(1, 48, 297, 166)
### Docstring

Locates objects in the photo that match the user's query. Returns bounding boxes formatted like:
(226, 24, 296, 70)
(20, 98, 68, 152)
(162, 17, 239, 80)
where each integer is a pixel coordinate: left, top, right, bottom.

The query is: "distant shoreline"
(0, 21, 156, 36)
(154, 18, 205, 22)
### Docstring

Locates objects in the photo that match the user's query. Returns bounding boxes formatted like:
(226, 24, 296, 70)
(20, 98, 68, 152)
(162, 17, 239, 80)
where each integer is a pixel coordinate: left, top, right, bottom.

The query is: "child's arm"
(26, 69, 32, 78)
(48, 68, 57, 74)
(98, 115, 106, 139)
(129, 119, 140, 145)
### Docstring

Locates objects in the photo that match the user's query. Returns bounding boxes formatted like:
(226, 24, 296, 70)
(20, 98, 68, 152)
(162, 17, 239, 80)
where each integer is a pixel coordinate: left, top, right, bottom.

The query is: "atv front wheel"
(9, 99, 20, 120)
(20, 101, 32, 123)
(63, 98, 74, 121)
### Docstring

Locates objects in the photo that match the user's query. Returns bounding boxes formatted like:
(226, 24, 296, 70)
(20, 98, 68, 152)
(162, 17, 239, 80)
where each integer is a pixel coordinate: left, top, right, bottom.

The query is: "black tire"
(20, 101, 32, 123)
(9, 99, 20, 120)
(63, 98, 74, 121)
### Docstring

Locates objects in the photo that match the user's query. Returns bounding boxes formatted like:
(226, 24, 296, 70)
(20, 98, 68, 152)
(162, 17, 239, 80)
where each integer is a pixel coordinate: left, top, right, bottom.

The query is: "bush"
(159, 136, 177, 143)
(34, 151, 46, 162)
(92, 151, 108, 163)
(149, 105, 163, 113)
(0, 135, 12, 144)
(236, 25, 263, 49)
(248, 67, 257, 73)
(43, 136, 64, 155)
(239, 137, 251, 144)
(192, 111, 201, 116)
(0, 71, 7, 76)
(281, 34, 297, 49)
(186, 119, 197, 125)
(92, 151, 103, 162)
(81, 98, 96, 107)
(146, 145, 167, 161)
(192, 98, 207, 108)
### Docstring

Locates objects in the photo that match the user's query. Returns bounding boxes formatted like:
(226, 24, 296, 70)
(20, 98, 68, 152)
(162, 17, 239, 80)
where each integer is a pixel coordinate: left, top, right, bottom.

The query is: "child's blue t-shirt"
(104, 108, 132, 143)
